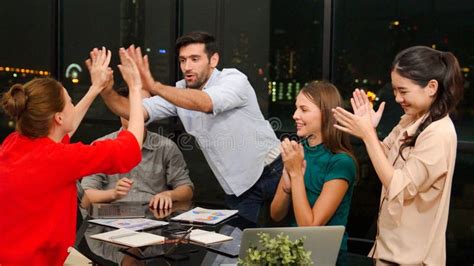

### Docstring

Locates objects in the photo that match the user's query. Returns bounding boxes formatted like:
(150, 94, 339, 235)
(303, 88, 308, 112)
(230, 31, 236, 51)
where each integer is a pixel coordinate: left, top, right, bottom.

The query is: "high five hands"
(117, 47, 142, 93)
(123, 45, 156, 94)
(85, 47, 113, 94)
(85, 46, 151, 95)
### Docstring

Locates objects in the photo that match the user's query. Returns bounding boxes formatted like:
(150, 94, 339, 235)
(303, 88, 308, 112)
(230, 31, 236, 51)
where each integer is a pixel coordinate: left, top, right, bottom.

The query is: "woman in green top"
(270, 81, 357, 254)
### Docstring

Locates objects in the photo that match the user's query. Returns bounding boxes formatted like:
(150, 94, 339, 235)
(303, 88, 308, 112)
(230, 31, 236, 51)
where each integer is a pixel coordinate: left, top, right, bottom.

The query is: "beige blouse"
(370, 114, 457, 265)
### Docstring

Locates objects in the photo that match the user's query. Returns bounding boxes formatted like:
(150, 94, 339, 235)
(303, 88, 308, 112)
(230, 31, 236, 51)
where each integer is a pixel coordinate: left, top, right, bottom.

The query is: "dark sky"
(0, 0, 52, 70)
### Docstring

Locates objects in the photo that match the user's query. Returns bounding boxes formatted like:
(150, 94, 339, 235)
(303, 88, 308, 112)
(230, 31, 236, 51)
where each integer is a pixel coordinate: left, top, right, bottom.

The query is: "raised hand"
(117, 48, 142, 92)
(332, 103, 374, 140)
(351, 89, 385, 128)
(103, 67, 114, 93)
(85, 47, 112, 92)
(126, 45, 156, 93)
(280, 139, 306, 179)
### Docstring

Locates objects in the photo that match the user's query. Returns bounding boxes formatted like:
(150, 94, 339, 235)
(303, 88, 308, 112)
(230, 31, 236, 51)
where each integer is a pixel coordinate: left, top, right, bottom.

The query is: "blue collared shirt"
(143, 68, 280, 196)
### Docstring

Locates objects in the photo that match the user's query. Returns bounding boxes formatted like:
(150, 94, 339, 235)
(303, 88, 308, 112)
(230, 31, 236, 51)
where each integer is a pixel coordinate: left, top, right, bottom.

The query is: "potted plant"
(238, 232, 313, 265)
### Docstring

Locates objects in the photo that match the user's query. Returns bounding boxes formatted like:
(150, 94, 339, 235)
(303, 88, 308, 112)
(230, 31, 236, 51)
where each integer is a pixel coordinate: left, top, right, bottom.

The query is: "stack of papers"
(171, 207, 238, 225)
(88, 218, 168, 231)
(64, 247, 92, 266)
(90, 228, 165, 247)
(190, 229, 233, 245)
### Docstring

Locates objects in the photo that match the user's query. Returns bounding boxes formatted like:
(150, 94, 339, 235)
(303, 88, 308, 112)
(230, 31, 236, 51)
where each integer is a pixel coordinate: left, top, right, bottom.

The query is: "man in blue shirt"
(100, 31, 282, 224)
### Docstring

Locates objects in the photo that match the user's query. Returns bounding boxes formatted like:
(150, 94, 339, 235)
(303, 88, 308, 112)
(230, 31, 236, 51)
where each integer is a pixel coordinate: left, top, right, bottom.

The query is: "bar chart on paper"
(171, 207, 238, 225)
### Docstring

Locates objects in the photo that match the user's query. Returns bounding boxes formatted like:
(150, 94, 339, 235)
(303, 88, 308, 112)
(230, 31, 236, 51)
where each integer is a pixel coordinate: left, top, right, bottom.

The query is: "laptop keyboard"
(97, 204, 144, 218)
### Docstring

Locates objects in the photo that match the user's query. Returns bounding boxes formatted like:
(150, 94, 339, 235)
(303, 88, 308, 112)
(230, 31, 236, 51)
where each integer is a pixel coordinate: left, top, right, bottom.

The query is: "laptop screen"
(239, 226, 344, 265)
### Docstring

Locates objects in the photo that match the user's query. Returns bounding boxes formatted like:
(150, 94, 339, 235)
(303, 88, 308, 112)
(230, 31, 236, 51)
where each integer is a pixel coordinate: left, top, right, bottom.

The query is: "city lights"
(0, 66, 50, 76)
(65, 63, 83, 85)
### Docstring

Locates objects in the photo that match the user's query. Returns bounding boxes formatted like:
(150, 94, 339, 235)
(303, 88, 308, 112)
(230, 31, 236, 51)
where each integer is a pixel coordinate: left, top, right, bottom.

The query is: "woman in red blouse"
(0, 47, 144, 266)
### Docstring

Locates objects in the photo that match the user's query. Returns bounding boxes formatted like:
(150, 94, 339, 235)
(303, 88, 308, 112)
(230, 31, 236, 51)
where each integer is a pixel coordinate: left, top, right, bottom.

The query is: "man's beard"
(185, 75, 208, 89)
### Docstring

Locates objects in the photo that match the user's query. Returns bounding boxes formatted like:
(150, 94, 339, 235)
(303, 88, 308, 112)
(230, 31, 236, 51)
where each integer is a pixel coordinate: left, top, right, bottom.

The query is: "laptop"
(239, 226, 344, 265)
(89, 202, 146, 219)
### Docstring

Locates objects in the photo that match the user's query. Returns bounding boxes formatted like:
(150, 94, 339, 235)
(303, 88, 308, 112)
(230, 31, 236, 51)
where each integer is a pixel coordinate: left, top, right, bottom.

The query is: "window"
(0, 0, 54, 140)
(333, 1, 474, 263)
(61, 0, 177, 142)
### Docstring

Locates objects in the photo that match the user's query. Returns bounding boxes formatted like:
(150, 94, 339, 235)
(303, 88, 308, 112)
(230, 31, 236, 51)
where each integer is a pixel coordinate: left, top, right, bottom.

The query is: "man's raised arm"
(100, 84, 149, 121)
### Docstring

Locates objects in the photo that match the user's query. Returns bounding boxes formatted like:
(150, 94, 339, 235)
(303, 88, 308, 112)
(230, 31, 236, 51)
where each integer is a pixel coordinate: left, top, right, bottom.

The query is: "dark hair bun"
(2, 83, 28, 119)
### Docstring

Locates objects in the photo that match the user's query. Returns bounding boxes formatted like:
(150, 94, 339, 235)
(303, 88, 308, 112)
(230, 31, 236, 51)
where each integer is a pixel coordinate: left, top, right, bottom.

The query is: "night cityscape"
(0, 0, 473, 264)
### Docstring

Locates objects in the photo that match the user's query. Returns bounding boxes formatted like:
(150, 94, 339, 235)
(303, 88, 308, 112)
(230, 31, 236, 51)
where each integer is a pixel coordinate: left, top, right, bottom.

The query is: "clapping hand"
(332, 89, 378, 140)
(280, 139, 306, 179)
(351, 89, 385, 128)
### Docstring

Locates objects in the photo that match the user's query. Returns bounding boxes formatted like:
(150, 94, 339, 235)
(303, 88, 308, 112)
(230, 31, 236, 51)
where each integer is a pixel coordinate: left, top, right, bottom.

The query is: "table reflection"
(76, 201, 374, 265)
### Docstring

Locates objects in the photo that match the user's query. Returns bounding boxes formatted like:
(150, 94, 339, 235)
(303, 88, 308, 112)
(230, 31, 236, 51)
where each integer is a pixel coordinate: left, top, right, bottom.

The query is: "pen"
(109, 232, 138, 240)
(176, 226, 193, 243)
(163, 226, 194, 255)
(183, 226, 194, 237)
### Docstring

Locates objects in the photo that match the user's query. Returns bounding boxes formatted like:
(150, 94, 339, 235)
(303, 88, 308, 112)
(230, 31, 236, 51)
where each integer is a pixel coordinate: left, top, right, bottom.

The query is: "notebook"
(90, 228, 165, 247)
(170, 207, 238, 225)
(89, 202, 146, 218)
(203, 225, 242, 258)
(88, 218, 168, 231)
(239, 226, 344, 265)
(64, 247, 92, 266)
(189, 229, 233, 245)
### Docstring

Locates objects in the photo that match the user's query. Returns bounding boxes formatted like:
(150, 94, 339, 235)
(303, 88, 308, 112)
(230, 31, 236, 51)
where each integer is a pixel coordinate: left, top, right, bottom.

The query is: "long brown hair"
(1, 78, 65, 138)
(391, 46, 463, 159)
(300, 81, 357, 164)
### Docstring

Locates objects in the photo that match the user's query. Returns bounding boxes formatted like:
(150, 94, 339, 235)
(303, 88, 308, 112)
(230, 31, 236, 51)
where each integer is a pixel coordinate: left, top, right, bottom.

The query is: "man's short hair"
(176, 31, 218, 58)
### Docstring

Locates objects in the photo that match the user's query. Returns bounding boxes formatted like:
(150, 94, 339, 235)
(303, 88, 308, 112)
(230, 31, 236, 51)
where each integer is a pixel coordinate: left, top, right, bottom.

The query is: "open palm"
(85, 47, 112, 91)
(350, 89, 385, 128)
(126, 45, 156, 93)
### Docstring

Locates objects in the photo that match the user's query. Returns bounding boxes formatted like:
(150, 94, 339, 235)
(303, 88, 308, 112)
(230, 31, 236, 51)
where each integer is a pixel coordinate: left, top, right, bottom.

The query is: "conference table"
(75, 201, 374, 265)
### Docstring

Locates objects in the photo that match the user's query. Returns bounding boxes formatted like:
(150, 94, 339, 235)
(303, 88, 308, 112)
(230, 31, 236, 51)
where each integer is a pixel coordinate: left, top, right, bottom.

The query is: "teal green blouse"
(290, 141, 356, 251)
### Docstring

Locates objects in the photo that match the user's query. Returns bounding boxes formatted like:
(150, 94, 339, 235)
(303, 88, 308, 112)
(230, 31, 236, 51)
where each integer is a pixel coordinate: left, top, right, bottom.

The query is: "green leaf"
(239, 232, 313, 265)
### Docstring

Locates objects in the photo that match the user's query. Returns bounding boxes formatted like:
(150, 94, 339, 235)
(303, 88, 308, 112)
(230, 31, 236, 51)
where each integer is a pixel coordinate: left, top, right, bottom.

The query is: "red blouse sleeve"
(53, 130, 141, 181)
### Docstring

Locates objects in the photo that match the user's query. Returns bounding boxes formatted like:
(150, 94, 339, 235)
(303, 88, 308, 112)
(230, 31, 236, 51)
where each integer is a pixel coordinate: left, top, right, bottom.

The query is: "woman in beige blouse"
(332, 46, 463, 265)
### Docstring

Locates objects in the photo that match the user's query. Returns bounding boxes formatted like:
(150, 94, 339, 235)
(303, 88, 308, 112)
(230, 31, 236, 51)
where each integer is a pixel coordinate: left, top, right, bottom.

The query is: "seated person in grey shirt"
(83, 85, 193, 209)
(82, 116, 194, 209)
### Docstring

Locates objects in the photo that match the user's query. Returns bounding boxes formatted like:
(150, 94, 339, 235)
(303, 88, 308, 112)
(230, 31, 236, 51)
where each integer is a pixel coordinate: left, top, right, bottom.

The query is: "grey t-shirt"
(81, 129, 193, 202)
